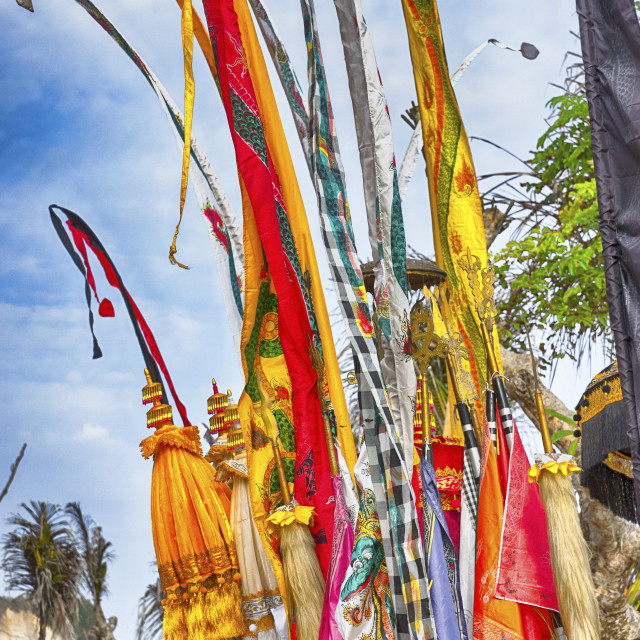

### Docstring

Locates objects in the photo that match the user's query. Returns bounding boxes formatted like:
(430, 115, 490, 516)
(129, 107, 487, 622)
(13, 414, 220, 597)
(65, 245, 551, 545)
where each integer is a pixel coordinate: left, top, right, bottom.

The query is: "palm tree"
(2, 501, 83, 640)
(66, 502, 116, 640)
(135, 578, 165, 640)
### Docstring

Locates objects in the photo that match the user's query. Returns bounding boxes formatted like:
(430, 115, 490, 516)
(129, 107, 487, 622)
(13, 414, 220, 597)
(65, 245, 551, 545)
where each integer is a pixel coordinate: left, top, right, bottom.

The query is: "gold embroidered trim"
(243, 587, 280, 601)
(162, 567, 241, 604)
(435, 465, 463, 493)
(580, 366, 622, 424)
(440, 492, 461, 511)
(243, 614, 275, 634)
(140, 425, 202, 459)
(432, 435, 464, 446)
(603, 451, 633, 479)
(157, 545, 238, 592)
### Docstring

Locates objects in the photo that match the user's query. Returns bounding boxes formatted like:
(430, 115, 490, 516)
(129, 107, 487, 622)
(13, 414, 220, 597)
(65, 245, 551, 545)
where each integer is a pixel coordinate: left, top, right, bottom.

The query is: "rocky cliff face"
(0, 608, 64, 640)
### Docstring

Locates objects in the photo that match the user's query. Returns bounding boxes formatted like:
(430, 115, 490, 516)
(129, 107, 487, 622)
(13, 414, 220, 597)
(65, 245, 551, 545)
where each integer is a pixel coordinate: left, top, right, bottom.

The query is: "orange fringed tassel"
(163, 577, 243, 640)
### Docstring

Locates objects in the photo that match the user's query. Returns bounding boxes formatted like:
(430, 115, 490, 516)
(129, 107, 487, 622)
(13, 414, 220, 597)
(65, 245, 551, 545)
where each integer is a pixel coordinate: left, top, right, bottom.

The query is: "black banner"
(577, 0, 640, 514)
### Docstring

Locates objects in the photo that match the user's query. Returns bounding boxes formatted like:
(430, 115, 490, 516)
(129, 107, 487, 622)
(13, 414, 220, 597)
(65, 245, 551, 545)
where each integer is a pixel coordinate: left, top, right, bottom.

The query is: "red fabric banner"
(203, 0, 334, 574)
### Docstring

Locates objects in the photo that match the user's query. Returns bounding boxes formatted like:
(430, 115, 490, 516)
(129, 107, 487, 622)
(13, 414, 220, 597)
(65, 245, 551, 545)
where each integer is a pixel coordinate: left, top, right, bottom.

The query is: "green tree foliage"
(136, 578, 165, 640)
(2, 501, 83, 640)
(485, 59, 612, 369)
(66, 502, 116, 640)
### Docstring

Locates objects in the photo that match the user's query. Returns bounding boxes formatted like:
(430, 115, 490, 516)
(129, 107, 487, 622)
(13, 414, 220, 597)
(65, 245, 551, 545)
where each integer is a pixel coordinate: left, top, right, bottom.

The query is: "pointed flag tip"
(520, 42, 540, 60)
(98, 298, 115, 317)
(16, 0, 34, 12)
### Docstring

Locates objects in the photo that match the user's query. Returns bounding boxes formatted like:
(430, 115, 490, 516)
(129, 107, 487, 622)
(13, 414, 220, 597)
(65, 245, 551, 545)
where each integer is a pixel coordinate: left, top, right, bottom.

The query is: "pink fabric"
(319, 475, 355, 639)
(495, 427, 559, 611)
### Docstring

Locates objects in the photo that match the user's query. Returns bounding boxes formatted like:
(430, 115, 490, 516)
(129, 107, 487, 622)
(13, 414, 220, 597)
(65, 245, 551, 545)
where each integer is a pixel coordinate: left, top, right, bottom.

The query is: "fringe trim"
(539, 471, 601, 639)
(141, 425, 202, 459)
(162, 570, 243, 640)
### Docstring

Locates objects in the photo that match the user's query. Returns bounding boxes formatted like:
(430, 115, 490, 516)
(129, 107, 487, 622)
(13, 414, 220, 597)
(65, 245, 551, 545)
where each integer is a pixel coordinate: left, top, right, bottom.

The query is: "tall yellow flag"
(401, 0, 501, 410)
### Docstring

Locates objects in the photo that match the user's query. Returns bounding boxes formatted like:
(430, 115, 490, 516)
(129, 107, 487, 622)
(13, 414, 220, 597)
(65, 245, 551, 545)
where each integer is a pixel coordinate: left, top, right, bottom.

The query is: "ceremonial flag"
(248, 0, 311, 170)
(336, 447, 396, 640)
(400, 0, 502, 413)
(300, 0, 432, 635)
(577, 0, 640, 513)
(202, 0, 336, 575)
(473, 431, 553, 640)
(50, 205, 189, 426)
(333, 0, 417, 466)
(496, 426, 559, 613)
(421, 448, 468, 640)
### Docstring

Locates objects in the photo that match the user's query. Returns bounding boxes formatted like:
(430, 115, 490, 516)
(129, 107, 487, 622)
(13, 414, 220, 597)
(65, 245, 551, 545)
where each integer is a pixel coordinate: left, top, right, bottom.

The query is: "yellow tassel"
(163, 578, 243, 640)
(539, 470, 601, 640)
(280, 521, 324, 640)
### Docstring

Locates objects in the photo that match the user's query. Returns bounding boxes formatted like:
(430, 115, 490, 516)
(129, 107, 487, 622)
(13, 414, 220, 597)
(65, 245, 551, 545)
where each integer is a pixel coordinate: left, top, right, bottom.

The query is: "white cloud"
(74, 422, 110, 442)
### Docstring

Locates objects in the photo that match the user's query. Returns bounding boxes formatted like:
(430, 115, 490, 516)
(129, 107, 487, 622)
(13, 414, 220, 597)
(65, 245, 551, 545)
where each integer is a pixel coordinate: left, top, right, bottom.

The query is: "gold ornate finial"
(411, 299, 448, 448)
(142, 369, 163, 408)
(410, 300, 448, 374)
(141, 370, 173, 429)
(207, 378, 229, 416)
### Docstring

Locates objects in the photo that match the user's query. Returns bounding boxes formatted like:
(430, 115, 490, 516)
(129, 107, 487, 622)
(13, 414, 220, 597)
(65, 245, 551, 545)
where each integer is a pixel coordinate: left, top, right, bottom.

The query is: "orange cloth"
(141, 424, 243, 639)
(473, 430, 552, 639)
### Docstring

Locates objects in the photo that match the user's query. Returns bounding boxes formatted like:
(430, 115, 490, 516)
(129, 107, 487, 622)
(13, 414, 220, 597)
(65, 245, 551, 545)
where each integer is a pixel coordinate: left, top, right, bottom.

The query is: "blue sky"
(0, 0, 586, 636)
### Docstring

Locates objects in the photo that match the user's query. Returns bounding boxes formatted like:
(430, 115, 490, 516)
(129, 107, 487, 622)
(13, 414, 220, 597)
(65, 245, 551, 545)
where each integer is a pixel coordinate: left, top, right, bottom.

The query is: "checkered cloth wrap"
(301, 1, 432, 636)
(493, 376, 515, 453)
(333, 0, 417, 468)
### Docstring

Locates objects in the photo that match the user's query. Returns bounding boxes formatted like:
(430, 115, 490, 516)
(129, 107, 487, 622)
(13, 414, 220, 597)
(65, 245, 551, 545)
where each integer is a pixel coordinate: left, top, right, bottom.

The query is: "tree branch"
(0, 443, 27, 504)
(500, 346, 575, 451)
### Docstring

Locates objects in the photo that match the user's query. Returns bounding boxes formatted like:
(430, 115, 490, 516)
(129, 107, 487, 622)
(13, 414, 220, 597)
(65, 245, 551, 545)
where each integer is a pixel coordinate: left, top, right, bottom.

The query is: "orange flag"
(474, 430, 553, 639)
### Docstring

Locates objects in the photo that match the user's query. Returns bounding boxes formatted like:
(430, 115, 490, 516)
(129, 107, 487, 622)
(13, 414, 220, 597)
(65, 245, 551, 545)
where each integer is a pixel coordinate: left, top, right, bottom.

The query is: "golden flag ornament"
(139, 370, 243, 640)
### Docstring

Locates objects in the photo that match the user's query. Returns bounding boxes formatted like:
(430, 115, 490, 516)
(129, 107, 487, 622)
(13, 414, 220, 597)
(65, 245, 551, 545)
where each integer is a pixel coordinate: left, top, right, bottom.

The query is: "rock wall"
(0, 609, 63, 640)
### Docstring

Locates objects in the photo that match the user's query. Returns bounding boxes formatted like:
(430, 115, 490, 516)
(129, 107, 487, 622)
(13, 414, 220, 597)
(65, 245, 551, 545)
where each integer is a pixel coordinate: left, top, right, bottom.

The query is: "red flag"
(203, 0, 335, 574)
(496, 427, 559, 612)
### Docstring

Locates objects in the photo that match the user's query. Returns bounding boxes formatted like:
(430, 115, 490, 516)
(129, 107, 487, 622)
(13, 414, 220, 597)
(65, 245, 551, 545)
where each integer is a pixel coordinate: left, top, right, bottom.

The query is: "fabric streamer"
(198, 0, 357, 478)
(211, 386, 285, 640)
(237, 270, 297, 625)
(247, 0, 311, 170)
(333, 0, 417, 467)
(299, 1, 432, 636)
(308, 345, 356, 640)
(473, 428, 553, 640)
(336, 446, 396, 640)
(576, 0, 640, 514)
(340, 365, 402, 640)
(398, 39, 538, 201)
(49, 205, 189, 426)
(202, 0, 337, 578)
(400, 0, 502, 415)
(70, 0, 244, 355)
(257, 375, 325, 640)
(527, 347, 600, 640)
(495, 427, 559, 612)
